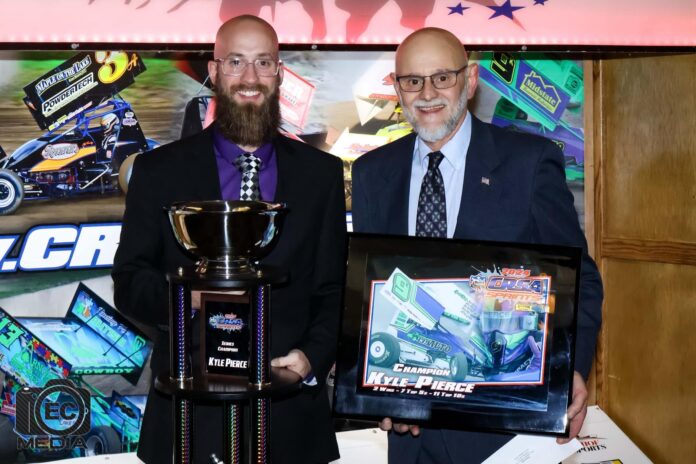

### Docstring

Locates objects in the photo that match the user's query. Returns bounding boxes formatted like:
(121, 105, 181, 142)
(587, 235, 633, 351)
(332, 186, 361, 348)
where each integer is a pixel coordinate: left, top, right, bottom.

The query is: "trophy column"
(170, 281, 193, 463)
(222, 400, 243, 464)
(250, 284, 270, 463)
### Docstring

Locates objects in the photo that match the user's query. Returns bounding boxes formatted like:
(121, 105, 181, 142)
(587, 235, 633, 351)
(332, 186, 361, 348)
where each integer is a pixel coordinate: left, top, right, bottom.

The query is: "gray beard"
(401, 89, 468, 143)
(214, 85, 281, 147)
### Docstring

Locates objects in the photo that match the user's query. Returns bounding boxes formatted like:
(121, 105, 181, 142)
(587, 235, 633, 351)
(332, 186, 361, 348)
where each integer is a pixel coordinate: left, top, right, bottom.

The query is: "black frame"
(333, 233, 582, 436)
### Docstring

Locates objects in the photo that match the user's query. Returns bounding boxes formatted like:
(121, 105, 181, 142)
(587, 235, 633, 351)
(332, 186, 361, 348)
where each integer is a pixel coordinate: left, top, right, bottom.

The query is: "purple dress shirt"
(212, 126, 278, 201)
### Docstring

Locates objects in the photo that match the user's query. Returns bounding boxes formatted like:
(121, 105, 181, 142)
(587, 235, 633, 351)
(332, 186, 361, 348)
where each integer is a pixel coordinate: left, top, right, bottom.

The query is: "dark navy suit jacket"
(351, 116, 603, 463)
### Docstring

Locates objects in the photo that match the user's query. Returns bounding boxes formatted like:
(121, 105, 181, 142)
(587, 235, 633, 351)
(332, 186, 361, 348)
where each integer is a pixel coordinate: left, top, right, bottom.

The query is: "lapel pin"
(481, 177, 490, 186)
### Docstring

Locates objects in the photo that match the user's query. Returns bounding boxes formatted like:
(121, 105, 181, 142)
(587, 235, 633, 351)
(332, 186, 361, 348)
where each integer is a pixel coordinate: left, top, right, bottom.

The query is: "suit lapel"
(188, 126, 223, 200)
(376, 133, 415, 235)
(273, 135, 295, 204)
(454, 116, 503, 239)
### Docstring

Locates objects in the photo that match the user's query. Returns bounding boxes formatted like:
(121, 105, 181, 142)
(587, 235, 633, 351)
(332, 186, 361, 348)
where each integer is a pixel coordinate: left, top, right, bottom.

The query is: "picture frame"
(333, 233, 582, 436)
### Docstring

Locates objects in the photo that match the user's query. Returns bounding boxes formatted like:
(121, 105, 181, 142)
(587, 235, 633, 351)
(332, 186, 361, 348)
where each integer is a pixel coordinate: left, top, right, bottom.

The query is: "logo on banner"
(0, 223, 121, 273)
(41, 143, 79, 160)
(15, 379, 90, 451)
(34, 56, 92, 96)
(520, 71, 561, 113)
(41, 74, 98, 117)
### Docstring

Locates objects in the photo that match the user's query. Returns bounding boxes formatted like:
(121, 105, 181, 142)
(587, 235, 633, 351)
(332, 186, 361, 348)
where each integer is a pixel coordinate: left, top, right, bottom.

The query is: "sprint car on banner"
(478, 52, 585, 182)
(0, 51, 159, 215)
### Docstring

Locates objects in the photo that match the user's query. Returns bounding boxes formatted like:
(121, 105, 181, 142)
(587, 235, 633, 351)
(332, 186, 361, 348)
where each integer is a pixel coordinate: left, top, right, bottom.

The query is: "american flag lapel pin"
(481, 176, 490, 186)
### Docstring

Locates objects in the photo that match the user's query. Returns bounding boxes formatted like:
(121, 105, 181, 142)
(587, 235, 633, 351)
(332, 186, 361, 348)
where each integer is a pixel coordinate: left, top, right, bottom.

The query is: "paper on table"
(483, 435, 581, 464)
(562, 405, 653, 463)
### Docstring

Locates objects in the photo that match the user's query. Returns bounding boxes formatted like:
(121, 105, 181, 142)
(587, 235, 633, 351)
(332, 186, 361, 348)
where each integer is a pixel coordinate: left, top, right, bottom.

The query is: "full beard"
(214, 83, 281, 147)
(401, 88, 468, 143)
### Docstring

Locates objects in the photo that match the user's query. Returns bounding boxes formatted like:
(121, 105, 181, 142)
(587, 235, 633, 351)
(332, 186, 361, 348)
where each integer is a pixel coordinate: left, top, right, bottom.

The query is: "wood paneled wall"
(589, 53, 696, 463)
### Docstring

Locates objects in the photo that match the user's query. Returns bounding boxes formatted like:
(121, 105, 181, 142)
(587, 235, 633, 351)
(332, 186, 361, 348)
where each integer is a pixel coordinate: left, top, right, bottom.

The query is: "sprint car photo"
(368, 269, 546, 383)
(336, 234, 581, 434)
(0, 97, 158, 215)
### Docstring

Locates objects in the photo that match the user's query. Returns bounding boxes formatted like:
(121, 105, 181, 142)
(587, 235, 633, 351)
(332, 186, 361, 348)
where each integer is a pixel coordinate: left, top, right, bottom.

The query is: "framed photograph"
(333, 233, 582, 436)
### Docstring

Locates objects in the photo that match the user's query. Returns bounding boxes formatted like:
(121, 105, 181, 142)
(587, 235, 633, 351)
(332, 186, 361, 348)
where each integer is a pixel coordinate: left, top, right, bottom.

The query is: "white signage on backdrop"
(0, 223, 121, 272)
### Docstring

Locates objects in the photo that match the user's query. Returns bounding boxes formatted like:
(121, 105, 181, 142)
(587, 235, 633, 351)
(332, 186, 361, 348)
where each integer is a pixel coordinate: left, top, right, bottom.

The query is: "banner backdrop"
(0, 0, 694, 47)
(0, 50, 584, 460)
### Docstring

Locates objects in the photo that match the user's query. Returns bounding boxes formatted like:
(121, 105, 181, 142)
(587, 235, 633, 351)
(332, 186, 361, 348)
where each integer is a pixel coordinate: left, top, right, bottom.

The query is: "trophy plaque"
(201, 292, 251, 378)
(154, 200, 301, 464)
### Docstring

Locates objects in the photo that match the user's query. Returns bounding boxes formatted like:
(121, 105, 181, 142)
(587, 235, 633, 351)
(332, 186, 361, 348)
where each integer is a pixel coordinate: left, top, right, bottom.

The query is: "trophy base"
(169, 264, 288, 289)
(196, 257, 258, 277)
(155, 367, 302, 401)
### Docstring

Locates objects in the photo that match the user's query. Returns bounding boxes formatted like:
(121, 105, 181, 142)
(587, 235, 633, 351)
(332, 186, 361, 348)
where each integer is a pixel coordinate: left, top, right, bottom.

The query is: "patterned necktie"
(233, 153, 262, 201)
(416, 151, 447, 238)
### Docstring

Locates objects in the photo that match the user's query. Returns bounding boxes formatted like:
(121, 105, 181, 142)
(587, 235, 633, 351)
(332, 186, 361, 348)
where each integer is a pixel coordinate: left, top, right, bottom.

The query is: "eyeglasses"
(395, 65, 469, 92)
(214, 57, 282, 77)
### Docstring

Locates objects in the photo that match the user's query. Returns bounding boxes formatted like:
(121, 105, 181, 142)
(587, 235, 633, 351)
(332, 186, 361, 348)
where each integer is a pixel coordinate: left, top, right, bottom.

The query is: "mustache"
(412, 98, 448, 109)
(228, 83, 269, 94)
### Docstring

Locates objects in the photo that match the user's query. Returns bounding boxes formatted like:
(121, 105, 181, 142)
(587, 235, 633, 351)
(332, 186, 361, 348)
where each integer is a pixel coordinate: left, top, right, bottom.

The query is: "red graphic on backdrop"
(88, 0, 190, 13)
(335, 0, 436, 41)
(87, 0, 438, 42)
(220, 0, 327, 40)
(65, 0, 696, 47)
(86, 0, 532, 40)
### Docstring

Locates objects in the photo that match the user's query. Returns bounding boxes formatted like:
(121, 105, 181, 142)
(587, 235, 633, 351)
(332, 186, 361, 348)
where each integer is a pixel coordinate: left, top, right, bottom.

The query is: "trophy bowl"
(168, 200, 287, 276)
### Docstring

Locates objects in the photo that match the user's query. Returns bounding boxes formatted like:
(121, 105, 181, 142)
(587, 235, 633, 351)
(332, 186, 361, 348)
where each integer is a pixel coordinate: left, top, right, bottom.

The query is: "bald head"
(214, 15, 279, 60)
(391, 27, 478, 151)
(208, 15, 283, 149)
(396, 28, 468, 75)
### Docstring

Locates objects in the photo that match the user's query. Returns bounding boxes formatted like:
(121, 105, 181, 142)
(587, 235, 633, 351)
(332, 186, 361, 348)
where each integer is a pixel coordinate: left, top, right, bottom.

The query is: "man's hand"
(379, 417, 420, 436)
(271, 349, 312, 379)
(557, 370, 588, 444)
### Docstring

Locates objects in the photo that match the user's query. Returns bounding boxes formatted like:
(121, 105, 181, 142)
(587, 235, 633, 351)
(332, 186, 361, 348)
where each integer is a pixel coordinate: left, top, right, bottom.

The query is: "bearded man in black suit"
(112, 15, 345, 464)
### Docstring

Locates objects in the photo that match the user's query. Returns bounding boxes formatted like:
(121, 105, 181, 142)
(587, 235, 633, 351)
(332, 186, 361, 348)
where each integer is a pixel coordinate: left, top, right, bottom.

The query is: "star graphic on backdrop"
(448, 2, 470, 15)
(488, 0, 525, 20)
(464, 0, 526, 29)
(534, 0, 548, 5)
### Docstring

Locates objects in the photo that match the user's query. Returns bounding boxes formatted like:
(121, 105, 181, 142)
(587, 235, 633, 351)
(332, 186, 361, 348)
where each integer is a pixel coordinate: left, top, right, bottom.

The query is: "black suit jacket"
(112, 126, 346, 464)
(352, 116, 603, 462)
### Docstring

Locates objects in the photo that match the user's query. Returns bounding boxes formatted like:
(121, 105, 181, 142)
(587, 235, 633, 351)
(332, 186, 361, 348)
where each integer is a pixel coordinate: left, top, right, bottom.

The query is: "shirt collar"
(415, 111, 472, 170)
(212, 125, 275, 167)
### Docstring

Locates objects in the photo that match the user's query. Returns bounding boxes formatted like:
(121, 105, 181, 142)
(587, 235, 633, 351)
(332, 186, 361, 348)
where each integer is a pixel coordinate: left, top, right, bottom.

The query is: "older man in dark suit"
(352, 27, 603, 463)
(112, 15, 345, 464)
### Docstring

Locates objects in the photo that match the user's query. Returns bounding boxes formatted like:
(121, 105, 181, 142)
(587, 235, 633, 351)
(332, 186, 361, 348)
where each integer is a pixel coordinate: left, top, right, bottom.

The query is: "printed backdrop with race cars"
(0, 49, 585, 461)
